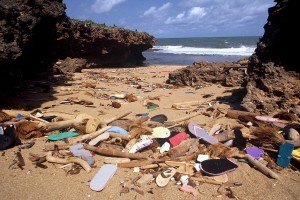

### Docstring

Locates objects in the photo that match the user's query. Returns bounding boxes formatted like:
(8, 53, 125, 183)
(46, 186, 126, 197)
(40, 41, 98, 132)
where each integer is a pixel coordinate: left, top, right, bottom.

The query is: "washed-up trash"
(159, 142, 171, 153)
(197, 154, 210, 162)
(19, 141, 35, 149)
(151, 127, 170, 138)
(188, 122, 218, 144)
(276, 142, 294, 168)
(129, 137, 153, 153)
(200, 159, 238, 176)
(292, 148, 300, 161)
(47, 131, 79, 141)
(245, 147, 264, 160)
(150, 114, 168, 123)
(179, 185, 200, 196)
(90, 164, 117, 191)
(169, 132, 188, 147)
(70, 143, 94, 166)
(155, 167, 176, 187)
(105, 126, 128, 134)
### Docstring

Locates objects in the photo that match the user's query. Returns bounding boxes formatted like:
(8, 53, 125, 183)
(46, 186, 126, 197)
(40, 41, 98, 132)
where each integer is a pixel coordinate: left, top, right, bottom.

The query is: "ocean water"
(143, 36, 259, 66)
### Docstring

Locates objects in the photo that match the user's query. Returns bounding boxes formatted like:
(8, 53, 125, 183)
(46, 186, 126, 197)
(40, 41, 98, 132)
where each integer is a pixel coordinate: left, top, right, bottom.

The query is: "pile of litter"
(1, 105, 299, 198)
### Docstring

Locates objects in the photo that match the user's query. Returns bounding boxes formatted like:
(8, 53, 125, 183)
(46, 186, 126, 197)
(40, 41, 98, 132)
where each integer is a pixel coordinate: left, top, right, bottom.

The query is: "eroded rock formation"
(241, 0, 299, 114)
(0, 0, 155, 90)
(167, 60, 248, 88)
(167, 0, 299, 114)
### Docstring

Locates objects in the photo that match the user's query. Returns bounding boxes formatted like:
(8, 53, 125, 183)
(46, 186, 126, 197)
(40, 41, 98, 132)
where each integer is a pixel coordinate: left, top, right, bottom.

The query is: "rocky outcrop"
(0, 0, 155, 90)
(167, 59, 248, 88)
(167, 0, 299, 114)
(241, 0, 300, 114)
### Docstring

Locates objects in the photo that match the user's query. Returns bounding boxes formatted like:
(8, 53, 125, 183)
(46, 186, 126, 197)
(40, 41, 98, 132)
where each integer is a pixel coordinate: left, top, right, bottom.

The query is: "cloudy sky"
(64, 0, 275, 38)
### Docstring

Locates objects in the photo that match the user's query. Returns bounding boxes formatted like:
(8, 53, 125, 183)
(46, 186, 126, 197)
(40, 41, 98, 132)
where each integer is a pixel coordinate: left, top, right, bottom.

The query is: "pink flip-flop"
(188, 122, 218, 144)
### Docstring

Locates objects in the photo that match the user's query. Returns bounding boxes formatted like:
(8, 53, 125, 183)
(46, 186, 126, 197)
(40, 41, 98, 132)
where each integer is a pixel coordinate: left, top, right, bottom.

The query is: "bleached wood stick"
(244, 154, 279, 179)
(70, 126, 112, 144)
(83, 144, 149, 160)
(40, 117, 87, 132)
(46, 152, 91, 172)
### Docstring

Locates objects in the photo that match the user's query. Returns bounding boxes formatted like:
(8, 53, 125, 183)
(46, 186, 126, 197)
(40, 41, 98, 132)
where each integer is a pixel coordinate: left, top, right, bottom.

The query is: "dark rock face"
(0, 0, 67, 88)
(0, 0, 155, 90)
(253, 0, 298, 72)
(241, 0, 300, 114)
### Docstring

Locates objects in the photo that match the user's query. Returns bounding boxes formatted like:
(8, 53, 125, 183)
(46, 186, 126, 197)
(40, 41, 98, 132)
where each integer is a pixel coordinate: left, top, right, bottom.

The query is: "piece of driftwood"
(83, 144, 149, 160)
(226, 110, 259, 120)
(107, 111, 132, 124)
(46, 152, 91, 172)
(167, 139, 197, 157)
(41, 117, 88, 132)
(70, 126, 112, 144)
(103, 157, 131, 164)
(243, 154, 279, 179)
(165, 112, 202, 125)
(190, 177, 223, 185)
(117, 160, 162, 168)
(171, 101, 203, 110)
(109, 132, 131, 140)
(214, 130, 235, 142)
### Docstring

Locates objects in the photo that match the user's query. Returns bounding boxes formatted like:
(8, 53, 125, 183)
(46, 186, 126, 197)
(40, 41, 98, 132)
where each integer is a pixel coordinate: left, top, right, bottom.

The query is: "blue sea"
(143, 36, 259, 66)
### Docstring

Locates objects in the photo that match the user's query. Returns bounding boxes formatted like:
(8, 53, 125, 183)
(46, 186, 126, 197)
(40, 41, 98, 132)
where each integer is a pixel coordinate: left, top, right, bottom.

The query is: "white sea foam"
(152, 45, 255, 56)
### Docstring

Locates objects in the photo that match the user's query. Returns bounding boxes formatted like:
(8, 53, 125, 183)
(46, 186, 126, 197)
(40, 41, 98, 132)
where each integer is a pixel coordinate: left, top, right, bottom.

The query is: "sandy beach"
(0, 65, 299, 200)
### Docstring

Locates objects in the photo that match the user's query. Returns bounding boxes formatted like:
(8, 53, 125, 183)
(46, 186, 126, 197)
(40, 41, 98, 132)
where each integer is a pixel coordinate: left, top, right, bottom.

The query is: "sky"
(63, 0, 276, 38)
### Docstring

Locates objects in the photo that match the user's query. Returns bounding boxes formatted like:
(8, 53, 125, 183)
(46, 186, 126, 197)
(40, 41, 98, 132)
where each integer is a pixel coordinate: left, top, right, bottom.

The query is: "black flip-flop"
(150, 114, 168, 123)
(200, 159, 238, 176)
(0, 134, 14, 150)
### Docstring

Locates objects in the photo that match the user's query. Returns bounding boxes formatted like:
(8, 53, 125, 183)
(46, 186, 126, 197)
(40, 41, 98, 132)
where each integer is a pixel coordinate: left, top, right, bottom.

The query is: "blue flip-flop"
(188, 122, 218, 144)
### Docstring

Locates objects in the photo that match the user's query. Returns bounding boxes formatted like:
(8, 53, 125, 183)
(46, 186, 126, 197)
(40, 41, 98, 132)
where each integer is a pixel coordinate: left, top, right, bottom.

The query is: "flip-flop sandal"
(47, 131, 79, 141)
(90, 164, 117, 191)
(277, 142, 294, 168)
(155, 167, 176, 187)
(188, 122, 218, 144)
(245, 147, 264, 160)
(151, 127, 171, 138)
(169, 132, 188, 147)
(200, 159, 238, 176)
(150, 114, 168, 123)
(105, 126, 128, 135)
(0, 134, 14, 150)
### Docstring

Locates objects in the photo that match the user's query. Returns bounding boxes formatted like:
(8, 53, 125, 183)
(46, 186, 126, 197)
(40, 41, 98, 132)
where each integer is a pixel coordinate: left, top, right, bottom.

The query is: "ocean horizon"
(143, 36, 259, 66)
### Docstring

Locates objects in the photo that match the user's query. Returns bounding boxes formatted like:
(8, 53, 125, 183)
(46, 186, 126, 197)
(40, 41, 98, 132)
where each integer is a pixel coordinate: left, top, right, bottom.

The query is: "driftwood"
(46, 152, 91, 172)
(88, 132, 110, 146)
(109, 132, 131, 140)
(243, 154, 279, 179)
(69, 126, 111, 144)
(117, 159, 162, 168)
(83, 144, 149, 160)
(107, 111, 132, 124)
(41, 117, 87, 132)
(171, 101, 203, 110)
(165, 112, 202, 125)
(190, 177, 223, 185)
(226, 110, 259, 120)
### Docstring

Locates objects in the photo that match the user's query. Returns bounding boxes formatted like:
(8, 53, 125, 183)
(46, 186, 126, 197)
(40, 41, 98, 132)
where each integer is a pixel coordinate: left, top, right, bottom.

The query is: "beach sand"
(0, 65, 299, 200)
